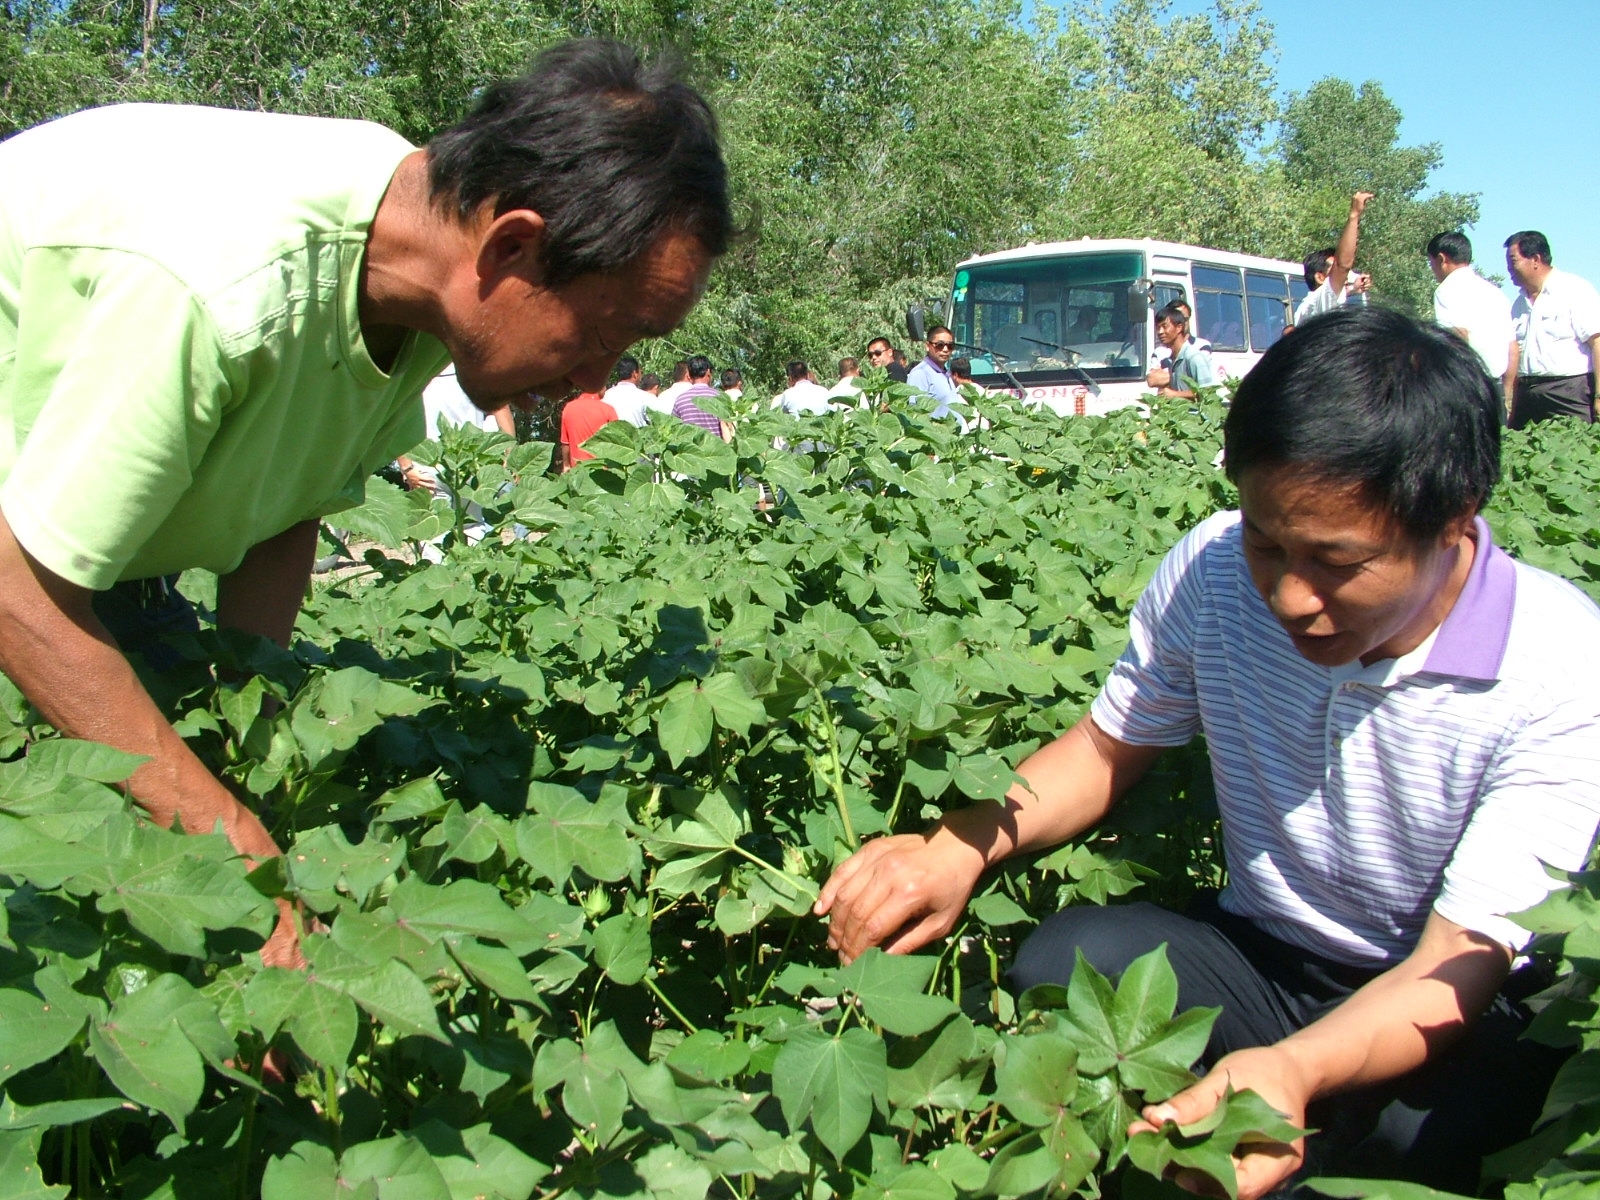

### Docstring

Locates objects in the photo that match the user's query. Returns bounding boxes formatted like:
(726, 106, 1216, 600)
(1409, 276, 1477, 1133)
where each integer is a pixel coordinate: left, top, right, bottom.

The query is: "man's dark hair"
(719, 367, 742, 389)
(950, 357, 972, 378)
(1303, 248, 1335, 289)
(614, 354, 640, 383)
(639, 372, 660, 392)
(1504, 230, 1552, 266)
(426, 39, 732, 286)
(867, 337, 894, 352)
(1426, 232, 1472, 265)
(1155, 303, 1189, 329)
(671, 359, 690, 382)
(838, 357, 859, 375)
(687, 355, 713, 381)
(927, 325, 953, 342)
(1225, 307, 1501, 541)
(785, 360, 809, 383)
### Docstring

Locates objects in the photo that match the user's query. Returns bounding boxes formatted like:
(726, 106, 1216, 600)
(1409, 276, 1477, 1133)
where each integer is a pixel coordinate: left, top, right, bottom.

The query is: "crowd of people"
(4, 35, 1600, 1198)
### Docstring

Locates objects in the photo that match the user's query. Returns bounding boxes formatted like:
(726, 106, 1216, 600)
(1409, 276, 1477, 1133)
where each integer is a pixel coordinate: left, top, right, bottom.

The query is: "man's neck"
(1523, 268, 1551, 300)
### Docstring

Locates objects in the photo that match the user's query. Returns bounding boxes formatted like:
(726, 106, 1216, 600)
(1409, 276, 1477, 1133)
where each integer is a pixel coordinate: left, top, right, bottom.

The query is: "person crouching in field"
(816, 307, 1600, 1194)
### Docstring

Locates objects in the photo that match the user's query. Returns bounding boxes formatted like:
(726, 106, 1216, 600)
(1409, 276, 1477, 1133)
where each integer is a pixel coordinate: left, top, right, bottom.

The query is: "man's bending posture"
(0, 40, 729, 966)
(817, 307, 1600, 1193)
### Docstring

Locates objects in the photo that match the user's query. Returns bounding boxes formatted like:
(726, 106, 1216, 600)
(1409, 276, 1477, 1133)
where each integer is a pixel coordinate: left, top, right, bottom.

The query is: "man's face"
(866, 341, 895, 368)
(1236, 465, 1473, 668)
(445, 226, 712, 410)
(1427, 253, 1449, 284)
(1506, 244, 1543, 291)
(926, 332, 955, 366)
(1155, 317, 1183, 349)
(1315, 255, 1334, 287)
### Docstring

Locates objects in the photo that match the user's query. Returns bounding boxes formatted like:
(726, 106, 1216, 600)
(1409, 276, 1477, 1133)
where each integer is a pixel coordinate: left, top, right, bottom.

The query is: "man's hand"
(1130, 1046, 1310, 1199)
(1351, 190, 1375, 215)
(814, 824, 988, 963)
(1147, 367, 1172, 389)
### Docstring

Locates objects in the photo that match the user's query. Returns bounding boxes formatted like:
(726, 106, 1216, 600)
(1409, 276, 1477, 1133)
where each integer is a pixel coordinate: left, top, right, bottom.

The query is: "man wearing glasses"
(865, 337, 909, 383)
(907, 326, 962, 419)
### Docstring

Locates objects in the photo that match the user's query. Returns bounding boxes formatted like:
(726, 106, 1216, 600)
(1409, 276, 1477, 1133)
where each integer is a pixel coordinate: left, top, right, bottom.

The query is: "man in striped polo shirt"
(816, 307, 1600, 1193)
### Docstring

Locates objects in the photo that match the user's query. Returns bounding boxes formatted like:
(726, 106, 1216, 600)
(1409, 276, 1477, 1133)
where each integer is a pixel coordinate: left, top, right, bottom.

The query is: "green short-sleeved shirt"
(0, 103, 450, 590)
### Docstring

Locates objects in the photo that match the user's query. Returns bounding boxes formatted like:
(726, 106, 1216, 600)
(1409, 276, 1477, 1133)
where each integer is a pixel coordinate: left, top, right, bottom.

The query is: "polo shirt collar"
(921, 355, 950, 376)
(1419, 516, 1517, 682)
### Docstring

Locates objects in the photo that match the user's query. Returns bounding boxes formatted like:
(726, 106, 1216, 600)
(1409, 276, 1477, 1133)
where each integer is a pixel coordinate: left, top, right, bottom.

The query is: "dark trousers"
(90, 575, 199, 672)
(1511, 373, 1595, 430)
(1007, 898, 1564, 1191)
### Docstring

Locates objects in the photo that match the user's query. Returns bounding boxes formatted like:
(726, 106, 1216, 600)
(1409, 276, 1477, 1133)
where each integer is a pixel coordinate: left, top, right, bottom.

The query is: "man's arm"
(1504, 339, 1520, 414)
(814, 715, 1164, 962)
(0, 509, 300, 963)
(1135, 912, 1510, 1200)
(1588, 333, 1600, 405)
(216, 518, 319, 648)
(1328, 191, 1374, 295)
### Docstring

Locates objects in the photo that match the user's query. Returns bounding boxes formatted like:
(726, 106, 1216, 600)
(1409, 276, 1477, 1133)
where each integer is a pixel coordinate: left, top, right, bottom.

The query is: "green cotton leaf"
(0, 987, 88, 1085)
(412, 1121, 549, 1200)
(1118, 1005, 1218, 1100)
(288, 982, 359, 1068)
(387, 875, 537, 953)
(698, 673, 766, 737)
(834, 949, 959, 1036)
(90, 978, 207, 1132)
(857, 1163, 956, 1200)
(951, 753, 1017, 801)
(0, 1129, 68, 1200)
(1305, 1180, 1477, 1200)
(0, 1096, 125, 1132)
(260, 1143, 363, 1200)
(970, 891, 1033, 927)
(627, 1143, 713, 1200)
(887, 1015, 989, 1112)
(516, 784, 639, 886)
(901, 747, 955, 800)
(286, 825, 404, 903)
(373, 776, 450, 821)
(928, 1145, 990, 1194)
(649, 849, 727, 898)
(591, 912, 651, 986)
(1054, 948, 1120, 1076)
(1126, 1087, 1307, 1200)
(665, 1030, 751, 1084)
(430, 801, 510, 865)
(0, 815, 113, 889)
(448, 937, 543, 1008)
(326, 956, 447, 1045)
(561, 1052, 630, 1147)
(771, 1023, 887, 1163)
(217, 675, 269, 742)
(656, 680, 714, 765)
(1111, 943, 1181, 1052)
(288, 666, 438, 768)
(0, 739, 145, 800)
(994, 1031, 1079, 1126)
(338, 1135, 454, 1200)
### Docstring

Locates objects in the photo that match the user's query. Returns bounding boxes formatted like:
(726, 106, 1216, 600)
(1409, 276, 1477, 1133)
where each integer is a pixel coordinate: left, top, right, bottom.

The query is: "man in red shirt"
(559, 391, 618, 469)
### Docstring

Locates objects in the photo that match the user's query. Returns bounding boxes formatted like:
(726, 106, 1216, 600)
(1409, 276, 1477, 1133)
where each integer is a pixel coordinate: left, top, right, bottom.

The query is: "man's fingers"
(815, 841, 884, 914)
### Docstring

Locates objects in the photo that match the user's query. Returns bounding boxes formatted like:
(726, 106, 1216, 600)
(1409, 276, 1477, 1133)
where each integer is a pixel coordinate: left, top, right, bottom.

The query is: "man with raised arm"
(816, 307, 1600, 1193)
(0, 39, 730, 966)
(1292, 191, 1375, 327)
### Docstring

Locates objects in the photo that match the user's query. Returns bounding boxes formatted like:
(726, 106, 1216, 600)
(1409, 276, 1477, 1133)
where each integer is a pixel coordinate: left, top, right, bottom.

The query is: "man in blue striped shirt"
(816, 307, 1600, 1193)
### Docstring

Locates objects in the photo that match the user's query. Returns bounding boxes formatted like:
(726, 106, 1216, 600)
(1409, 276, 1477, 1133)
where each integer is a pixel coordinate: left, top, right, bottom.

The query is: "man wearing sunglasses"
(907, 326, 962, 419)
(865, 337, 909, 383)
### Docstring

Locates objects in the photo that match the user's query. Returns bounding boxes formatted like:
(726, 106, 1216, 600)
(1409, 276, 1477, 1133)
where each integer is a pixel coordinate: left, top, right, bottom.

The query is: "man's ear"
(475, 209, 547, 287)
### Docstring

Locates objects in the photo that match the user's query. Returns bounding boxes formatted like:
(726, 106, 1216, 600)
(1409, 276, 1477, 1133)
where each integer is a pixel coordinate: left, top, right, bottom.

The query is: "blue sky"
(1129, 1, 1600, 296)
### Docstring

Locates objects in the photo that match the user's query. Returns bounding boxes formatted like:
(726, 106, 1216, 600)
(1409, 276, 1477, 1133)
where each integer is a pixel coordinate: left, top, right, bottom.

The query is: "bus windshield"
(949, 251, 1147, 382)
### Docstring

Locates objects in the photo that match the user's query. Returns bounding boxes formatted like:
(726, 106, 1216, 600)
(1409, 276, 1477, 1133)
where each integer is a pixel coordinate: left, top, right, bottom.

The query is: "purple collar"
(1420, 516, 1517, 681)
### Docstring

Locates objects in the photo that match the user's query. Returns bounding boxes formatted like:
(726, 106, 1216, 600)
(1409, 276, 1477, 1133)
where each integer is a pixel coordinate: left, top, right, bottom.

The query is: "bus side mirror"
(906, 304, 927, 343)
(1127, 281, 1151, 325)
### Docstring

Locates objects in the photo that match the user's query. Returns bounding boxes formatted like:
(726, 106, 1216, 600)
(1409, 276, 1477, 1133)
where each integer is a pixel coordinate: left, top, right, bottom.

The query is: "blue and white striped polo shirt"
(1092, 510, 1600, 967)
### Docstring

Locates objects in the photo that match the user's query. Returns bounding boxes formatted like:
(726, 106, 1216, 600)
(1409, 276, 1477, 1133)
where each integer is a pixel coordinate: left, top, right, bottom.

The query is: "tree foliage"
(0, 0, 1477, 379)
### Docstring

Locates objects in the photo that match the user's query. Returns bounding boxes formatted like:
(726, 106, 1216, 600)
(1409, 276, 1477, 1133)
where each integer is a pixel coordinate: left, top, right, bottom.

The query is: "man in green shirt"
(0, 39, 730, 965)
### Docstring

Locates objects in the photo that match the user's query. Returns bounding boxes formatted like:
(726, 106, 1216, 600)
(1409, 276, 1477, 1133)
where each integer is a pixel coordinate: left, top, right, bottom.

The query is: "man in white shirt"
(772, 360, 832, 415)
(1504, 230, 1600, 429)
(1292, 191, 1374, 327)
(601, 355, 651, 427)
(653, 359, 692, 414)
(1426, 232, 1515, 409)
(828, 356, 863, 403)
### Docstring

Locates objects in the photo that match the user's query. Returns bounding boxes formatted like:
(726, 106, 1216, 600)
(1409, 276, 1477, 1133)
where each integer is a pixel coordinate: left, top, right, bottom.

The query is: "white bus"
(933, 238, 1310, 415)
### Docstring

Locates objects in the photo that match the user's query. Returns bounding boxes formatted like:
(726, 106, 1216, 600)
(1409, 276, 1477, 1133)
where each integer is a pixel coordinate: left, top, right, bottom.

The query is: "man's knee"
(1007, 902, 1179, 995)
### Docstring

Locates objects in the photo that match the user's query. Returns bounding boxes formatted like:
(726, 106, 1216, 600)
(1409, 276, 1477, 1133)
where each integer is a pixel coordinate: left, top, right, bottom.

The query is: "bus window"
(1245, 271, 1291, 349)
(1154, 283, 1188, 311)
(1193, 265, 1246, 351)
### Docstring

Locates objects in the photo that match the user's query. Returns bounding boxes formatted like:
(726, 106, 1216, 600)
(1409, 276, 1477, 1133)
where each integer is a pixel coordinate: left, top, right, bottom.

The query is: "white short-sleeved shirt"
(1433, 267, 1514, 379)
(1091, 511, 1600, 967)
(602, 380, 651, 427)
(772, 379, 832, 416)
(1512, 267, 1600, 377)
(1292, 279, 1356, 326)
